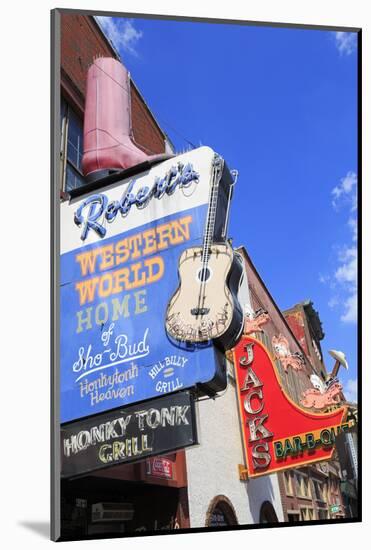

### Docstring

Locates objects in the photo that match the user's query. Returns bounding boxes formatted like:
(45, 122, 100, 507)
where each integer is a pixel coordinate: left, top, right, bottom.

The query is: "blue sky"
(95, 16, 358, 402)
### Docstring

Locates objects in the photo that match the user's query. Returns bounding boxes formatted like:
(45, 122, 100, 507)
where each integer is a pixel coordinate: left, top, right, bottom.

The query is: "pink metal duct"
(82, 57, 165, 178)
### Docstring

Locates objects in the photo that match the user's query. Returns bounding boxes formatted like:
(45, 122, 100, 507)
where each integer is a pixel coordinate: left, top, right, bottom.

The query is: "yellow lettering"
(174, 215, 192, 242)
(112, 267, 132, 293)
(112, 441, 125, 461)
(156, 223, 173, 250)
(115, 238, 130, 265)
(128, 234, 143, 259)
(98, 272, 113, 298)
(75, 277, 99, 306)
(75, 249, 100, 277)
(145, 256, 164, 284)
(130, 261, 146, 289)
(99, 444, 112, 463)
(142, 228, 157, 255)
(99, 244, 114, 270)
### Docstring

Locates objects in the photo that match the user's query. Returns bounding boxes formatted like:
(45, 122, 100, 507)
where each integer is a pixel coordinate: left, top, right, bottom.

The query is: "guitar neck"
(201, 156, 222, 264)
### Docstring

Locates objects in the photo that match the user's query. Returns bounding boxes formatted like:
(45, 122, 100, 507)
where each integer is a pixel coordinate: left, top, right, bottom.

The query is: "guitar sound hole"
(198, 267, 211, 282)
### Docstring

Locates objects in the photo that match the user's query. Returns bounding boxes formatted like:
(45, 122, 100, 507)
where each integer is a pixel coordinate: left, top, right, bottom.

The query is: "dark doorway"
(206, 496, 238, 527)
(259, 501, 279, 523)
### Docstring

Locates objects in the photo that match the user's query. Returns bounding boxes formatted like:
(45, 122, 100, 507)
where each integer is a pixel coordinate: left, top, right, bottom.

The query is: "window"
(209, 505, 229, 527)
(313, 480, 325, 502)
(322, 482, 328, 502)
(317, 508, 328, 520)
(294, 473, 301, 495)
(304, 478, 311, 498)
(284, 471, 294, 495)
(60, 97, 85, 192)
(300, 507, 314, 521)
(295, 472, 311, 498)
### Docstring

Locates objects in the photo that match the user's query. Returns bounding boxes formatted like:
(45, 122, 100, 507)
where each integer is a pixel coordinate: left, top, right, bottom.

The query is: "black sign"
(61, 390, 197, 478)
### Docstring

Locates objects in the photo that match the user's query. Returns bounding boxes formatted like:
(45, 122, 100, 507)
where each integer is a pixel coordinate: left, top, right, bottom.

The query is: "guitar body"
(165, 243, 243, 350)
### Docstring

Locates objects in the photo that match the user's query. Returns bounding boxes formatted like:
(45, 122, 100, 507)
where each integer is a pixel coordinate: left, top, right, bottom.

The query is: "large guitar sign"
(165, 154, 243, 350)
(60, 147, 229, 422)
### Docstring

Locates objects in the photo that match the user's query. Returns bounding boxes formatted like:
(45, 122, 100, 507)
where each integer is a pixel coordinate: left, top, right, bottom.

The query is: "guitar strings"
(196, 158, 221, 337)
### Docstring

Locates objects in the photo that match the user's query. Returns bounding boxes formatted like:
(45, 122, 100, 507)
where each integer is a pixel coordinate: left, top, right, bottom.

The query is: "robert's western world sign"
(233, 336, 349, 478)
(61, 390, 197, 478)
(60, 147, 227, 422)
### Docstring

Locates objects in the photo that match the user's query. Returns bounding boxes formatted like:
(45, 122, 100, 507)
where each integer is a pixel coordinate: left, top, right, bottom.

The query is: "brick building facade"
(60, 13, 169, 195)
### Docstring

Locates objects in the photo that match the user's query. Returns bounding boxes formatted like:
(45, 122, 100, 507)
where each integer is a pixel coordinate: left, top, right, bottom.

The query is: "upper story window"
(284, 471, 294, 495)
(313, 480, 325, 501)
(60, 97, 85, 192)
(295, 472, 311, 498)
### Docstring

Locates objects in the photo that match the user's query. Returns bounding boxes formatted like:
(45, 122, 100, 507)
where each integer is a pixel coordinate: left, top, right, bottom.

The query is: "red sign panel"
(233, 336, 348, 478)
(146, 457, 174, 479)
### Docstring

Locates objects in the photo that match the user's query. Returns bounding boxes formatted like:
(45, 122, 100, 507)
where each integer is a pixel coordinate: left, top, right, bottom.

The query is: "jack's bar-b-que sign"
(61, 390, 197, 478)
(233, 336, 349, 478)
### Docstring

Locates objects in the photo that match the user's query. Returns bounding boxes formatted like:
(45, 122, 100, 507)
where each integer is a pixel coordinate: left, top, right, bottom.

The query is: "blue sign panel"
(60, 148, 224, 422)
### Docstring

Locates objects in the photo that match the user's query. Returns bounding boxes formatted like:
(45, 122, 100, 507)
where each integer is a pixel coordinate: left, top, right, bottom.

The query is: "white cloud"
(328, 296, 339, 309)
(95, 17, 143, 56)
(335, 246, 357, 286)
(331, 171, 357, 210)
(343, 378, 357, 403)
(334, 245, 357, 324)
(341, 292, 357, 323)
(348, 217, 357, 241)
(324, 172, 358, 324)
(335, 32, 357, 56)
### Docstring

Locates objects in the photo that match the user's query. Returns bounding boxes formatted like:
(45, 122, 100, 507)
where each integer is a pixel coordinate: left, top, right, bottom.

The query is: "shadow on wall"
(244, 474, 279, 523)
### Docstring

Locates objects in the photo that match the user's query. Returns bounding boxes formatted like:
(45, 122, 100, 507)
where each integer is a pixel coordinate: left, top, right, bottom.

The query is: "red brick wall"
(61, 14, 115, 99)
(60, 13, 165, 154)
(131, 85, 166, 154)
